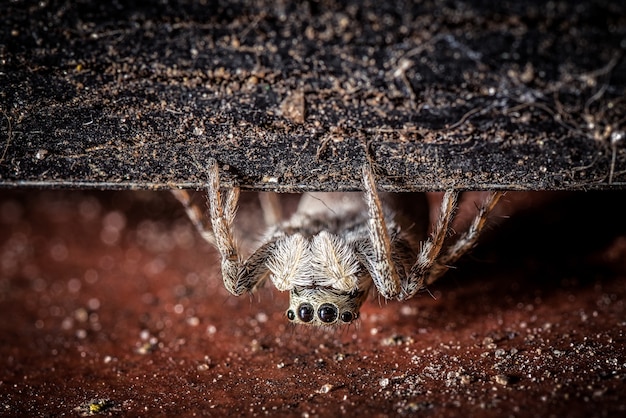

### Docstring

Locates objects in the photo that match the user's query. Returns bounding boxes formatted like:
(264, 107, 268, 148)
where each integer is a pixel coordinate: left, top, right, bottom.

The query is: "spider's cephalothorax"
(236, 192, 393, 326)
(172, 161, 503, 326)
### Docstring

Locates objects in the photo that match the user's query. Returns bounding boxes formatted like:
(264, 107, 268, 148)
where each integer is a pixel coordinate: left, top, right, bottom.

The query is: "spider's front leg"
(173, 161, 273, 296)
(361, 165, 403, 299)
(361, 165, 459, 301)
(205, 161, 275, 295)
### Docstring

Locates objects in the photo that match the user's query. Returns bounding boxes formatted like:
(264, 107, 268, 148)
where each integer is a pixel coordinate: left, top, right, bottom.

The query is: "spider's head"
(286, 287, 367, 326)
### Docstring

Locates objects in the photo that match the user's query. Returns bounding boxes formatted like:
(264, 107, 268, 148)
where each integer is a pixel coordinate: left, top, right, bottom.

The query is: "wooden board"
(1, 0, 625, 191)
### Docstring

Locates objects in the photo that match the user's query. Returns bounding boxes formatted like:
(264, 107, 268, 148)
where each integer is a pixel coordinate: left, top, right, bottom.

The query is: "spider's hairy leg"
(170, 189, 216, 246)
(258, 192, 283, 226)
(426, 191, 504, 285)
(206, 162, 239, 267)
(400, 190, 459, 300)
(172, 161, 273, 296)
(206, 161, 274, 296)
(361, 165, 402, 299)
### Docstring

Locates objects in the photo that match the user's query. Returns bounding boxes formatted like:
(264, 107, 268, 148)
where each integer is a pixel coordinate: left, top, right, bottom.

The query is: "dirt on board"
(0, 189, 625, 417)
(2, 0, 625, 191)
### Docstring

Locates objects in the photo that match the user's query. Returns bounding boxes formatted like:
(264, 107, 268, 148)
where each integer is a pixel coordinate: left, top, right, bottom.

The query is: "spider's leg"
(205, 161, 275, 295)
(172, 161, 273, 296)
(258, 192, 283, 226)
(361, 165, 402, 299)
(425, 191, 504, 285)
(170, 189, 216, 246)
(400, 190, 459, 300)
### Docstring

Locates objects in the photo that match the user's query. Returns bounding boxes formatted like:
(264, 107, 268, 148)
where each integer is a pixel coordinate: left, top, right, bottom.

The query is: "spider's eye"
(340, 311, 354, 323)
(286, 309, 296, 321)
(318, 303, 338, 323)
(297, 303, 315, 323)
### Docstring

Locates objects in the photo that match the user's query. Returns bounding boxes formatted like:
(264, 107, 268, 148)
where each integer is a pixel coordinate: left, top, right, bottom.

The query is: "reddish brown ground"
(0, 190, 625, 417)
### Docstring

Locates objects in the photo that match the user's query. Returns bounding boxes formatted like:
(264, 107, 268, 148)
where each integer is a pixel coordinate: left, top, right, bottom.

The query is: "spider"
(172, 161, 503, 326)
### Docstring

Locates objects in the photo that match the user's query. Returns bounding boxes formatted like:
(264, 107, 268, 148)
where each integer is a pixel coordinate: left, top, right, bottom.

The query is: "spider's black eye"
(298, 303, 315, 322)
(340, 311, 354, 323)
(318, 303, 338, 323)
(286, 309, 296, 321)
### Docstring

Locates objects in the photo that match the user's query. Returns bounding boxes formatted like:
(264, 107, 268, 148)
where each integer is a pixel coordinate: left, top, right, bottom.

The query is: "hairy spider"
(172, 161, 503, 326)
